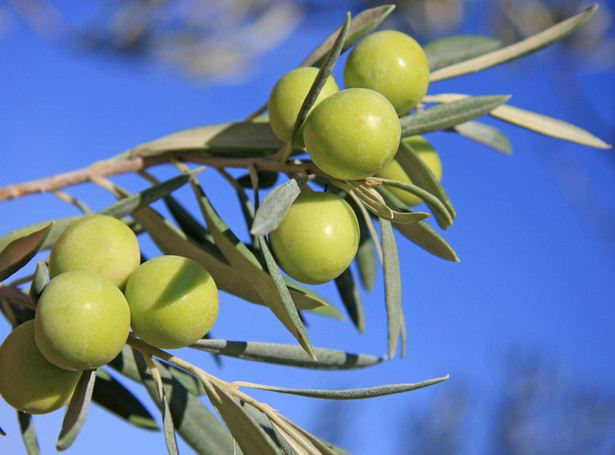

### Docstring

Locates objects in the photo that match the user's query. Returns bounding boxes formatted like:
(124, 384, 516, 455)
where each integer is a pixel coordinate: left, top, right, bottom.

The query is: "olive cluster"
(0, 215, 218, 415)
(266, 30, 442, 285)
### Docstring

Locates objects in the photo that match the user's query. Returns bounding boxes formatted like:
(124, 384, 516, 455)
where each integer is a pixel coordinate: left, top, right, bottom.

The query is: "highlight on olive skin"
(376, 136, 442, 207)
(302, 88, 401, 180)
(0, 320, 81, 415)
(35, 270, 131, 371)
(48, 214, 140, 290)
(268, 192, 360, 285)
(343, 29, 430, 115)
(267, 66, 339, 145)
(124, 255, 219, 350)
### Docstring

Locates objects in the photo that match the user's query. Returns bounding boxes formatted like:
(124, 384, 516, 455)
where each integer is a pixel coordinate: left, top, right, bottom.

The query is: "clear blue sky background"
(1, 2, 614, 454)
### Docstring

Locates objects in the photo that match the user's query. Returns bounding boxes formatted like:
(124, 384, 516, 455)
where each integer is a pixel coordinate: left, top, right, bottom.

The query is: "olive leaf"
(202, 380, 283, 455)
(56, 369, 97, 451)
(400, 95, 511, 138)
(250, 178, 303, 236)
(0, 222, 53, 282)
(190, 179, 316, 360)
(28, 260, 48, 305)
(236, 375, 449, 399)
(301, 5, 395, 68)
(0, 217, 79, 253)
(380, 218, 405, 359)
(424, 35, 502, 71)
(397, 220, 459, 262)
(453, 120, 513, 155)
(396, 140, 456, 227)
(18, 412, 40, 455)
(334, 268, 365, 333)
(426, 93, 611, 149)
(92, 368, 158, 431)
(190, 339, 383, 370)
(99, 169, 201, 219)
(163, 194, 213, 245)
(237, 170, 279, 189)
(429, 4, 599, 82)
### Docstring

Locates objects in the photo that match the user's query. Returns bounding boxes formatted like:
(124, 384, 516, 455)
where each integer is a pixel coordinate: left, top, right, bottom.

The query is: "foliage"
(0, 4, 610, 454)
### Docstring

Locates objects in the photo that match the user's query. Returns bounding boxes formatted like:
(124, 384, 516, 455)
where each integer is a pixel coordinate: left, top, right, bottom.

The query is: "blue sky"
(1, 2, 614, 454)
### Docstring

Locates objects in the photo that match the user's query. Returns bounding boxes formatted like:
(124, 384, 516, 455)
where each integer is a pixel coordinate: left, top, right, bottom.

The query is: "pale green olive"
(377, 136, 442, 206)
(0, 320, 81, 414)
(35, 271, 131, 371)
(124, 255, 219, 349)
(268, 192, 360, 285)
(267, 66, 339, 145)
(48, 214, 140, 290)
(343, 30, 430, 115)
(302, 88, 401, 180)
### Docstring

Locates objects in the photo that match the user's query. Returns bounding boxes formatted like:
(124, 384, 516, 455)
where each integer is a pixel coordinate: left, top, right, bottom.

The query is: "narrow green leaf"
(238, 375, 449, 399)
(191, 180, 316, 359)
(334, 268, 365, 333)
(56, 369, 96, 451)
(427, 93, 611, 149)
(400, 95, 510, 138)
(92, 368, 158, 431)
(257, 237, 315, 360)
(0, 217, 79, 253)
(203, 380, 282, 455)
(0, 222, 53, 282)
(430, 5, 599, 82)
(453, 120, 512, 154)
(100, 169, 199, 219)
(121, 122, 283, 160)
(380, 218, 405, 359)
(163, 195, 213, 245)
(17, 412, 40, 455)
(190, 339, 383, 370)
(354, 204, 377, 291)
(289, 12, 350, 147)
(131, 349, 234, 454)
(397, 139, 456, 227)
(302, 5, 396, 68)
(251, 179, 302, 236)
(424, 35, 502, 71)
(394, 219, 459, 262)
(28, 260, 48, 305)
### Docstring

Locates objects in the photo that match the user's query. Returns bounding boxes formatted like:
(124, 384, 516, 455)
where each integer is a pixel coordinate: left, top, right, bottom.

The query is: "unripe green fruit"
(0, 320, 81, 414)
(269, 192, 360, 285)
(35, 271, 131, 371)
(343, 30, 430, 115)
(124, 255, 219, 349)
(48, 214, 140, 290)
(303, 88, 401, 180)
(268, 66, 339, 145)
(377, 136, 442, 207)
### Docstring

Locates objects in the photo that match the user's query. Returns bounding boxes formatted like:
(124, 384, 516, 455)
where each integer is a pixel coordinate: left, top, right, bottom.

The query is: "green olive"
(343, 30, 430, 115)
(124, 255, 219, 349)
(0, 320, 81, 414)
(377, 136, 442, 206)
(267, 66, 339, 145)
(48, 214, 140, 290)
(302, 88, 401, 180)
(269, 192, 360, 285)
(35, 271, 131, 371)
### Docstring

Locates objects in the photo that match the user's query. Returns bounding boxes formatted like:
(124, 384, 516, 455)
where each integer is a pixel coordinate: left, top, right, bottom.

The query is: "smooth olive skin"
(269, 192, 360, 285)
(48, 214, 140, 289)
(124, 255, 219, 349)
(35, 271, 131, 371)
(0, 320, 81, 414)
(268, 66, 339, 145)
(302, 88, 401, 180)
(343, 30, 430, 115)
(377, 136, 442, 207)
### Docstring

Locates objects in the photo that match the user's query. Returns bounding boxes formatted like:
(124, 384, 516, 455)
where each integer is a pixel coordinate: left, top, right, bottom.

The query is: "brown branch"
(0, 153, 322, 202)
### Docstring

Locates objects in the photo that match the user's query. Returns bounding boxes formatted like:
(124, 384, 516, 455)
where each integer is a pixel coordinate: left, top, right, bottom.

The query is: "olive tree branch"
(0, 153, 322, 202)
